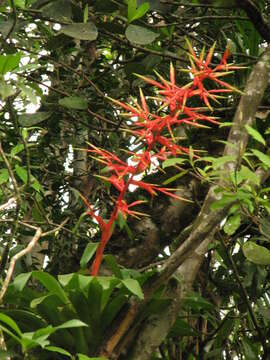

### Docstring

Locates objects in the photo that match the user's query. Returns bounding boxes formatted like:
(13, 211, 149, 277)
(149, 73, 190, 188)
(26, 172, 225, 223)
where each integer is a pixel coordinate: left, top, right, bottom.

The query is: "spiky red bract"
(84, 41, 242, 276)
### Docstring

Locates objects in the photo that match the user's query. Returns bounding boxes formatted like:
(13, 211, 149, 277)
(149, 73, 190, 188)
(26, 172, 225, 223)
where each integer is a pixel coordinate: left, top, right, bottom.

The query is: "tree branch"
(0, 227, 42, 304)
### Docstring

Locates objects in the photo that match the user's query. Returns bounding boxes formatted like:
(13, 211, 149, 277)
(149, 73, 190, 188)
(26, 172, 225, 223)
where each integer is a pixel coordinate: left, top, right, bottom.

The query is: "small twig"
(87, 108, 118, 127)
(0, 141, 22, 204)
(0, 227, 42, 304)
(41, 218, 69, 237)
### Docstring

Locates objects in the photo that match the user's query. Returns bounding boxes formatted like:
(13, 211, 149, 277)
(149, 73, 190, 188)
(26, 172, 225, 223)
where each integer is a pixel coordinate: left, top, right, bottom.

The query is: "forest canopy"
(0, 0, 270, 359)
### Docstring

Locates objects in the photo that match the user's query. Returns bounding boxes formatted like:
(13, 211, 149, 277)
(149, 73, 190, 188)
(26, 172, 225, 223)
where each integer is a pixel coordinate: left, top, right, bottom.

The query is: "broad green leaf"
(87, 277, 103, 322)
(210, 194, 236, 210)
(122, 278, 144, 299)
(224, 213, 241, 235)
(55, 319, 88, 330)
(32, 325, 54, 339)
(251, 149, 270, 167)
(245, 125, 266, 145)
(125, 25, 158, 45)
(128, 0, 137, 22)
(32, 271, 69, 305)
(212, 155, 235, 170)
(99, 277, 121, 311)
(59, 96, 88, 110)
(0, 53, 21, 74)
(259, 217, 270, 239)
(15, 165, 28, 184)
(18, 112, 51, 127)
(0, 169, 9, 185)
(57, 273, 75, 287)
(30, 294, 56, 309)
(242, 241, 270, 265)
(14, 0, 25, 9)
(10, 144, 24, 157)
(61, 22, 98, 41)
(80, 242, 98, 269)
(41, 0, 72, 21)
(0, 82, 16, 100)
(15, 165, 44, 193)
(0, 20, 14, 38)
(12, 272, 31, 292)
(101, 294, 126, 331)
(3, 310, 46, 331)
(128, 1, 149, 23)
(236, 165, 260, 185)
(45, 346, 72, 358)
(162, 158, 186, 169)
(0, 313, 22, 336)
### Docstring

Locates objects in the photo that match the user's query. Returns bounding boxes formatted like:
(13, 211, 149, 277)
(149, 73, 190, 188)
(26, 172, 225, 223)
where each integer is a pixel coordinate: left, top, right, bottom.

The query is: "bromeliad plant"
(83, 40, 242, 276)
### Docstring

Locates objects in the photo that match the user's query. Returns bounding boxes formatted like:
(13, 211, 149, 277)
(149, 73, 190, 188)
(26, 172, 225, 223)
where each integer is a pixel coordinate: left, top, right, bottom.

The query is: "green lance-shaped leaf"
(61, 22, 98, 41)
(128, 0, 149, 23)
(245, 125, 266, 146)
(18, 112, 51, 127)
(242, 241, 270, 265)
(125, 25, 158, 45)
(32, 271, 70, 304)
(122, 278, 144, 299)
(162, 158, 186, 169)
(59, 96, 88, 110)
(80, 243, 98, 269)
(0, 53, 21, 74)
(224, 213, 241, 235)
(0, 169, 9, 185)
(251, 149, 270, 168)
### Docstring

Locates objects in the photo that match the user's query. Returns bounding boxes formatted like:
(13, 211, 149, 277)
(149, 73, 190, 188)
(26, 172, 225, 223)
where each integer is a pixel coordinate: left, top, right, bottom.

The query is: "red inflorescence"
(83, 40, 242, 276)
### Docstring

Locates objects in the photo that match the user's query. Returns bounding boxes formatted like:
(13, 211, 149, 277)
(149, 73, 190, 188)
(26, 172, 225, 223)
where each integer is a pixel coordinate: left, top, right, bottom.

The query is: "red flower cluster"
(84, 40, 242, 276)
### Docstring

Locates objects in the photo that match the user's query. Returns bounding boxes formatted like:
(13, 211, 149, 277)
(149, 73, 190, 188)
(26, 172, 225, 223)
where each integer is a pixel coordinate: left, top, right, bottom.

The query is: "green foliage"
(1, 0, 270, 359)
(2, 270, 148, 357)
(125, 24, 159, 44)
(242, 241, 270, 265)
